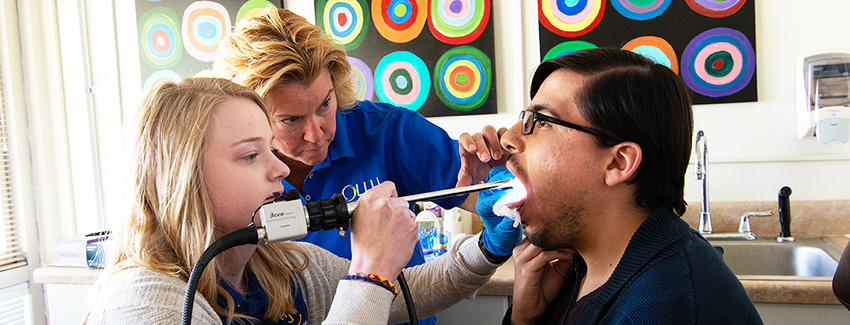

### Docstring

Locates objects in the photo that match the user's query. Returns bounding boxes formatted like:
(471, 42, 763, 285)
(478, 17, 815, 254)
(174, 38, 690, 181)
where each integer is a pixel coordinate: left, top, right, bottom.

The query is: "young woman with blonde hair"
(84, 78, 505, 324)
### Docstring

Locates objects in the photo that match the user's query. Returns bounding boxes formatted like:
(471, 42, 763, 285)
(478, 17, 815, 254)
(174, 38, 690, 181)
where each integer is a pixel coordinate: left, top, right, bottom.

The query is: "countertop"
(33, 265, 102, 285)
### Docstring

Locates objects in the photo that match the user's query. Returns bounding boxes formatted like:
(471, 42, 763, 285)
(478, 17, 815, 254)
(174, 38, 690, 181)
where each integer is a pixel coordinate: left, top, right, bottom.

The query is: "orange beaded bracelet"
(342, 273, 398, 298)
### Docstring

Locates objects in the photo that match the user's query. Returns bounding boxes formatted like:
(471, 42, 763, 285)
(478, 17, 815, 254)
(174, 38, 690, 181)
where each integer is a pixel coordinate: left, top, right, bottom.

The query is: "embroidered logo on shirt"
(340, 177, 382, 202)
(281, 313, 302, 324)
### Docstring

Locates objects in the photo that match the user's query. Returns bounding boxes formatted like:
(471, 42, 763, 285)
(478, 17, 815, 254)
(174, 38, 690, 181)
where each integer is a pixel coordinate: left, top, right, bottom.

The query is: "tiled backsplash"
(682, 200, 850, 237)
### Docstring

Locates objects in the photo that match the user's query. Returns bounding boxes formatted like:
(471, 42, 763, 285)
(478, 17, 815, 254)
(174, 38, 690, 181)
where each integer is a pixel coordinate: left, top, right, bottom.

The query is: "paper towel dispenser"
(797, 53, 850, 144)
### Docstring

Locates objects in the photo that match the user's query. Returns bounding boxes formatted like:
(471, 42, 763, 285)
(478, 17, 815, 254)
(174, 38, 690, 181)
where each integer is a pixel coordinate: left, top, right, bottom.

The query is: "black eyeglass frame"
(520, 108, 606, 138)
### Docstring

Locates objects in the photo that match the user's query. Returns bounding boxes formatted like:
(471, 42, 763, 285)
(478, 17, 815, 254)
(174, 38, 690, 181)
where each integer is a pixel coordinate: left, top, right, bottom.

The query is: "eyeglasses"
(519, 108, 606, 137)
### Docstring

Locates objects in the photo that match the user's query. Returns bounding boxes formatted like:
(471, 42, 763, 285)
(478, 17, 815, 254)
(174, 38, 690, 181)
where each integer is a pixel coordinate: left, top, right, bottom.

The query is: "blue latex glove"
(477, 166, 523, 256)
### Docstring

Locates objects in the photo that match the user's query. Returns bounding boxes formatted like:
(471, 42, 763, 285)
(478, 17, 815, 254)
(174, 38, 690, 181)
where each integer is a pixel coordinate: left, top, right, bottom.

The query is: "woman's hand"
(456, 125, 509, 211)
(511, 240, 576, 325)
(348, 181, 418, 280)
(456, 125, 509, 188)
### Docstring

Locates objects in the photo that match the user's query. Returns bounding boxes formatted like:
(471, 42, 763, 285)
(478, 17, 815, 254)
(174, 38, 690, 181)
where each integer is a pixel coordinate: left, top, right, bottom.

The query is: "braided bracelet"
(342, 273, 398, 298)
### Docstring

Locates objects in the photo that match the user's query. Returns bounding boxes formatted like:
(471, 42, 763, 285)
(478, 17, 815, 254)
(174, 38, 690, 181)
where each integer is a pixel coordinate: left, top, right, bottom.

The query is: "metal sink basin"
(709, 236, 842, 280)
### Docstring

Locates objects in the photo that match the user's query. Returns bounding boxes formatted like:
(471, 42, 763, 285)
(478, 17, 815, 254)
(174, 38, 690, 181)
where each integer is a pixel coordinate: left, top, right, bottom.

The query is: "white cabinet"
(435, 296, 510, 324)
(42, 284, 93, 324)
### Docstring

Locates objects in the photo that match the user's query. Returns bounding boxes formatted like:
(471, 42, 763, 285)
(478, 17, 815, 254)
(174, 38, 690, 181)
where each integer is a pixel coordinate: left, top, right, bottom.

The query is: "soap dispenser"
(797, 52, 850, 144)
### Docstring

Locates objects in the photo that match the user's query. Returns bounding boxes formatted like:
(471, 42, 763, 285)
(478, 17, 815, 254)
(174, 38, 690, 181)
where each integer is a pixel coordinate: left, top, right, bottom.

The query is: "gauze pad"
(492, 178, 527, 228)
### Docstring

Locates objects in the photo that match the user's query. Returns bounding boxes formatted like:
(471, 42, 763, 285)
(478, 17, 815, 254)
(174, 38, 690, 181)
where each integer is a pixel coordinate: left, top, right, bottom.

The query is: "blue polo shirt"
(287, 100, 466, 265)
(217, 272, 307, 324)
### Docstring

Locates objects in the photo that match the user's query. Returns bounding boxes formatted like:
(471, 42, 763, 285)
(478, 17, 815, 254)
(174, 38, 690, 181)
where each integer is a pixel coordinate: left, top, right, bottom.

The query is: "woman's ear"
(604, 142, 642, 186)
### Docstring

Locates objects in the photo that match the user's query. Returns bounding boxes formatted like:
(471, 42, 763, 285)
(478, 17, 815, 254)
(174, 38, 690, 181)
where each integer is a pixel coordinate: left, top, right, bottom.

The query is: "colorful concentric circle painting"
(538, 0, 605, 37)
(685, 0, 746, 18)
(622, 36, 678, 74)
(142, 69, 181, 93)
(317, 0, 370, 50)
(371, 0, 427, 43)
(681, 27, 755, 97)
(181, 1, 230, 62)
(611, 0, 672, 21)
(543, 40, 598, 61)
(433, 46, 492, 111)
(348, 56, 375, 101)
(428, 0, 490, 45)
(374, 51, 430, 111)
(138, 7, 182, 69)
(235, 0, 277, 26)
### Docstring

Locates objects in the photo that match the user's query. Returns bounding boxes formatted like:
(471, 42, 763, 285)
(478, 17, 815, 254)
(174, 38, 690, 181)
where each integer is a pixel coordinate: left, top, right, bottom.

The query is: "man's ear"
(604, 142, 642, 186)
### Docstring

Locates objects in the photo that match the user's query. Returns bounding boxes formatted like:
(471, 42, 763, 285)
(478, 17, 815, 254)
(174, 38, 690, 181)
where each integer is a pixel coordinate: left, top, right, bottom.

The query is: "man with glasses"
(465, 48, 761, 324)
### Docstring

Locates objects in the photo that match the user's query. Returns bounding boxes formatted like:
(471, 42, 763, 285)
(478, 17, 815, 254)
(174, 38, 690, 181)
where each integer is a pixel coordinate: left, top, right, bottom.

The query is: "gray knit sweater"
(85, 234, 498, 324)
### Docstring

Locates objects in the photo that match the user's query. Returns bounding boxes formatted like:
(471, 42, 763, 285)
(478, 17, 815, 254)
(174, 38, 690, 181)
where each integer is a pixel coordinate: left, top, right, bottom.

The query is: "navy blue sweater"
(507, 207, 762, 324)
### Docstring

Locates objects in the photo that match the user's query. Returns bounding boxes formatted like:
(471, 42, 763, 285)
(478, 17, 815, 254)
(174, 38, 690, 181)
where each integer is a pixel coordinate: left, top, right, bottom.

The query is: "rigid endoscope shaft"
(345, 179, 511, 212)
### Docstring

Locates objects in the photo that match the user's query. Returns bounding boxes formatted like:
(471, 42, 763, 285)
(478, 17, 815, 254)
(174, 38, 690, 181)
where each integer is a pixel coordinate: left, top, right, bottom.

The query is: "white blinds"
(0, 59, 25, 273)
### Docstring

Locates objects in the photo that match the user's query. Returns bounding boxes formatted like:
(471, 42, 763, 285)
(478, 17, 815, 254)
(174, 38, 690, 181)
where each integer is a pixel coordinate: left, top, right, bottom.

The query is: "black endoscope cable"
(398, 271, 418, 325)
(181, 224, 259, 325)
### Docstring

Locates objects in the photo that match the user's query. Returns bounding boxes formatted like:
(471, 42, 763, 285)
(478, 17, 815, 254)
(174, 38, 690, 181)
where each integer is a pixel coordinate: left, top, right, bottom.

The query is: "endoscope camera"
(257, 190, 350, 243)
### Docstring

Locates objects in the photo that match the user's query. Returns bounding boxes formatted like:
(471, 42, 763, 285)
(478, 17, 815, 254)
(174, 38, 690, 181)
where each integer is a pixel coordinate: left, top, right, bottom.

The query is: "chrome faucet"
(693, 130, 772, 241)
(704, 211, 774, 241)
(737, 211, 774, 240)
(694, 130, 712, 234)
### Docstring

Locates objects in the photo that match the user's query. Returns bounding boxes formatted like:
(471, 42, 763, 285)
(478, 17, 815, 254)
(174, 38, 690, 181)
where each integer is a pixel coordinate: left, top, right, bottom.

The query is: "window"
(0, 55, 26, 274)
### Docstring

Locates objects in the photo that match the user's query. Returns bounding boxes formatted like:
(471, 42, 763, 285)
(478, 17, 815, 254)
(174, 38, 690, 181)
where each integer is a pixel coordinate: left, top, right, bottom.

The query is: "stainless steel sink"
(708, 236, 842, 280)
